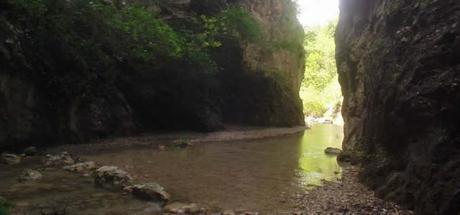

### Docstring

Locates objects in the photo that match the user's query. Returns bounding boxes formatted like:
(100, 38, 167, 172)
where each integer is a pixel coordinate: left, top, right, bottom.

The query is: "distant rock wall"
(336, 0, 460, 214)
(219, 0, 305, 126)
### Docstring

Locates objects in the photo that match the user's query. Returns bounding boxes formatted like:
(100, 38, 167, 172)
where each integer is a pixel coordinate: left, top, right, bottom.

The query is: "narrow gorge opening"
(297, 0, 343, 125)
(1, 0, 458, 214)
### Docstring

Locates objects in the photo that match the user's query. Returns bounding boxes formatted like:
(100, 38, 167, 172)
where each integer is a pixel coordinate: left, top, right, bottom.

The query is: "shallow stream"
(0, 124, 344, 214)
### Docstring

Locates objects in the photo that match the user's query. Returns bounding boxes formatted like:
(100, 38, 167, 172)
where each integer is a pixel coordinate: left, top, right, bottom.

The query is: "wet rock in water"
(35, 202, 68, 215)
(63, 161, 96, 173)
(94, 166, 132, 190)
(222, 210, 237, 215)
(127, 182, 170, 204)
(163, 202, 202, 214)
(24, 146, 38, 156)
(141, 203, 163, 214)
(176, 140, 193, 148)
(220, 209, 259, 215)
(1, 153, 21, 165)
(42, 152, 75, 167)
(325, 147, 342, 155)
(158, 145, 166, 151)
(18, 169, 43, 182)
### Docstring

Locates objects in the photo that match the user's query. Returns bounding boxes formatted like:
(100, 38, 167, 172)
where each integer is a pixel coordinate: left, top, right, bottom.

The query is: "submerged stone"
(324, 147, 342, 155)
(163, 202, 202, 214)
(18, 169, 43, 182)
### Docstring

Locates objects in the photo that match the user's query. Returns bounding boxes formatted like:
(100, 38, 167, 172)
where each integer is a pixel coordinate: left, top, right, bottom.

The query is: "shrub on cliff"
(3, 0, 261, 133)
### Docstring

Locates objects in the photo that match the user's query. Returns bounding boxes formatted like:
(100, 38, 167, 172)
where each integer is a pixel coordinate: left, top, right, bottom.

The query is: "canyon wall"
(0, 0, 304, 149)
(336, 0, 460, 214)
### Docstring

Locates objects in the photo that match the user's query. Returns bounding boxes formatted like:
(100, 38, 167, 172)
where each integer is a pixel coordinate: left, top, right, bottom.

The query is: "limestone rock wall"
(0, 0, 305, 149)
(220, 0, 305, 126)
(336, 0, 460, 214)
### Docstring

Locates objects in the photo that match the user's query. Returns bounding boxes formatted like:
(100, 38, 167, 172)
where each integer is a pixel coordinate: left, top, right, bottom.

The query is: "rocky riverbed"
(0, 155, 413, 215)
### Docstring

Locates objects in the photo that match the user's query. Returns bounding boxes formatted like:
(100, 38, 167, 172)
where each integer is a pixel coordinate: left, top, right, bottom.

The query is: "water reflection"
(78, 124, 344, 213)
(0, 124, 345, 214)
(297, 124, 343, 186)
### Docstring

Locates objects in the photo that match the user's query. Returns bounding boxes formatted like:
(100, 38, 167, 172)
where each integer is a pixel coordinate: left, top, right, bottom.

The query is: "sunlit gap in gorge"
(294, 0, 344, 185)
(296, 0, 343, 126)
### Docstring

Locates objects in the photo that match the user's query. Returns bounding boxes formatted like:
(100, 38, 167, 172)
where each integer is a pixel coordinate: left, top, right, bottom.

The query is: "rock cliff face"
(0, 0, 304, 149)
(218, 0, 305, 126)
(336, 0, 460, 214)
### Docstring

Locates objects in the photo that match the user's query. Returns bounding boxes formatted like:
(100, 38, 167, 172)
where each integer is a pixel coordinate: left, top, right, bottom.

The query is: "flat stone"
(128, 182, 170, 204)
(1, 153, 21, 165)
(94, 166, 132, 190)
(18, 169, 43, 182)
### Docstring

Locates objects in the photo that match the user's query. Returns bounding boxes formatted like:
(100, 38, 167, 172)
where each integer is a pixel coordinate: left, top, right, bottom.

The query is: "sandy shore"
(50, 126, 307, 153)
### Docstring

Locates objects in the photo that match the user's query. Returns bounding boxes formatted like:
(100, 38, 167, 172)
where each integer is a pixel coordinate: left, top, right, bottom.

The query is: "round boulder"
(94, 166, 132, 190)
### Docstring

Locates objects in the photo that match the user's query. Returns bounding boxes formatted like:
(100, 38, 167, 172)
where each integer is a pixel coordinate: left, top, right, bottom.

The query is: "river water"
(83, 124, 344, 213)
(0, 124, 344, 214)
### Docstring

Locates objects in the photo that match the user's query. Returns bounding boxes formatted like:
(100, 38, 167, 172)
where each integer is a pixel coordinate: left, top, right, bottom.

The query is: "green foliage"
(13, 0, 47, 17)
(218, 7, 262, 42)
(6, 0, 263, 130)
(301, 77, 342, 116)
(106, 5, 185, 60)
(200, 6, 262, 43)
(303, 21, 337, 89)
(0, 196, 13, 215)
(301, 20, 342, 116)
(0, 208, 8, 215)
(10, 0, 260, 70)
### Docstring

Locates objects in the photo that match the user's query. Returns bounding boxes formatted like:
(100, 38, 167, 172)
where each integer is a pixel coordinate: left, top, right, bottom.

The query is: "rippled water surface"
(0, 124, 343, 214)
(83, 124, 344, 213)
